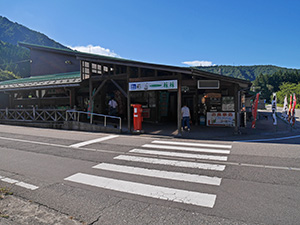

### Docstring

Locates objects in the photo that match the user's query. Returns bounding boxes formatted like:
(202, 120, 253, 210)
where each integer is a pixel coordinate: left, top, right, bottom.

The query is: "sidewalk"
(135, 110, 300, 141)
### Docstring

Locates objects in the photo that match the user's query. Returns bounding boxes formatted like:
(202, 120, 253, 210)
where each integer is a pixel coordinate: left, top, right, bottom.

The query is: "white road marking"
(142, 144, 230, 154)
(0, 136, 122, 155)
(0, 177, 39, 190)
(69, 135, 119, 148)
(114, 155, 226, 171)
(93, 163, 222, 186)
(1, 178, 18, 184)
(237, 134, 300, 142)
(15, 182, 39, 190)
(64, 173, 217, 208)
(152, 140, 232, 149)
(0, 136, 68, 148)
(130, 149, 228, 161)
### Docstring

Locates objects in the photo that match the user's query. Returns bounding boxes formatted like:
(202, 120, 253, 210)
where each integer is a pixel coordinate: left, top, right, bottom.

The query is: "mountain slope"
(196, 65, 300, 81)
(0, 16, 68, 49)
(0, 16, 69, 79)
(0, 40, 30, 77)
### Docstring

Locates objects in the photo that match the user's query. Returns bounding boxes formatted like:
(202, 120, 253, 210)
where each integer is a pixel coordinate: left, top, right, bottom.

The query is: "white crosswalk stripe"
(114, 155, 226, 171)
(142, 144, 230, 154)
(152, 140, 232, 149)
(129, 148, 228, 161)
(64, 140, 232, 208)
(93, 163, 222, 186)
(65, 173, 217, 208)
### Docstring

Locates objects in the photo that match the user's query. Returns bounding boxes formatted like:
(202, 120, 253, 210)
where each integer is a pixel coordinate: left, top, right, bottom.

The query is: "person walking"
(181, 104, 191, 131)
(108, 97, 118, 116)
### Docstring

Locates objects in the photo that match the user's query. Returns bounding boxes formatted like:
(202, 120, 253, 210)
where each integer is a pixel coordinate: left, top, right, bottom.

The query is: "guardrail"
(66, 110, 122, 130)
(0, 108, 66, 122)
(0, 108, 121, 130)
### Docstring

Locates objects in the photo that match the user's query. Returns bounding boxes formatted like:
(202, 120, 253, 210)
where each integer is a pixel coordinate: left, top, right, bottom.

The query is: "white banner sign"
(206, 112, 235, 127)
(129, 80, 178, 91)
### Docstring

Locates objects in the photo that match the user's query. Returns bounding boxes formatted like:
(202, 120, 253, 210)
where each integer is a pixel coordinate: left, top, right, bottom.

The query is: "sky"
(1, 0, 300, 69)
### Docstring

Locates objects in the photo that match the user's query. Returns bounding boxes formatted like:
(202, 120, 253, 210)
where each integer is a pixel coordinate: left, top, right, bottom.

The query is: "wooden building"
(0, 43, 251, 134)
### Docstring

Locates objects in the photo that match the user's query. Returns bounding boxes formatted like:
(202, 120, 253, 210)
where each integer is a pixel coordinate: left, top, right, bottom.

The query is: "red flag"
(291, 93, 297, 126)
(251, 93, 260, 129)
(288, 94, 293, 123)
(292, 93, 297, 111)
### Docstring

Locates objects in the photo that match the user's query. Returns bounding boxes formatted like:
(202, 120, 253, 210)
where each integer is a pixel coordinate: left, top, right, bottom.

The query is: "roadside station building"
(0, 43, 251, 134)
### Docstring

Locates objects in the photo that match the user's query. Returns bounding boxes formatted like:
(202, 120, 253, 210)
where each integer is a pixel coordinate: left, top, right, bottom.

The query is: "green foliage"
(197, 65, 300, 81)
(0, 68, 18, 81)
(0, 187, 13, 196)
(0, 16, 69, 80)
(252, 70, 300, 102)
(0, 40, 30, 78)
(277, 83, 300, 108)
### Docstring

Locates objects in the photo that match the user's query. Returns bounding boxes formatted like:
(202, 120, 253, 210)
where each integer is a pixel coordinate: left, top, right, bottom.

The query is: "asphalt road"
(0, 124, 300, 224)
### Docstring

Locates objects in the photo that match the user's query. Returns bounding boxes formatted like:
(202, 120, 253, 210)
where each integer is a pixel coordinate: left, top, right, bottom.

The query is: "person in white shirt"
(108, 97, 118, 116)
(181, 104, 191, 131)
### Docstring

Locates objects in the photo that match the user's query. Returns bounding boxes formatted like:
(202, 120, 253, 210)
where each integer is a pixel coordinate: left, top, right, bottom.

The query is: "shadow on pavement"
(134, 111, 300, 145)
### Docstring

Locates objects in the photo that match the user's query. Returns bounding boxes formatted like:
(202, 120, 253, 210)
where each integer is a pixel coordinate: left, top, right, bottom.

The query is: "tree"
(0, 69, 18, 81)
(277, 82, 300, 108)
(252, 71, 300, 103)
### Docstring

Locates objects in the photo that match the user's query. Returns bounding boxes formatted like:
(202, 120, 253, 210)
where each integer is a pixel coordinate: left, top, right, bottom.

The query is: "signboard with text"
(129, 80, 178, 91)
(207, 112, 235, 127)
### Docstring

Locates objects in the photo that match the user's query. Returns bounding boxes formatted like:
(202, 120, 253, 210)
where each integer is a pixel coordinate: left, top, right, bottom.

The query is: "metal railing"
(0, 108, 122, 130)
(66, 110, 122, 130)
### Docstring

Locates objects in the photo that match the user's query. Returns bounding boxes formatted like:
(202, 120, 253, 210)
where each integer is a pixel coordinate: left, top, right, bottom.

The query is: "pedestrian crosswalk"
(64, 140, 232, 208)
(92, 163, 222, 186)
(142, 144, 231, 154)
(114, 155, 226, 171)
(129, 148, 228, 161)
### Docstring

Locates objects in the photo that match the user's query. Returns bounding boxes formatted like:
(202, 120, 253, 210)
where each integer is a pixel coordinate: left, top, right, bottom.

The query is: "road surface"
(0, 124, 300, 224)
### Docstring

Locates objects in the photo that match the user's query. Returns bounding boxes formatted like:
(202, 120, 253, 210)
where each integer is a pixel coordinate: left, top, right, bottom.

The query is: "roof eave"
(0, 83, 80, 92)
(76, 55, 192, 74)
(18, 42, 76, 56)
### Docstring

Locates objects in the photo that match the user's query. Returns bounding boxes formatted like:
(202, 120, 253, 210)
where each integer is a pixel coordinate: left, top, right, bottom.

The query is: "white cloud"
(182, 60, 215, 67)
(68, 45, 120, 58)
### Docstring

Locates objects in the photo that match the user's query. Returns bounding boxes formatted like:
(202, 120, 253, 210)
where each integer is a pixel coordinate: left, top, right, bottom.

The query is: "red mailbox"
(131, 104, 143, 132)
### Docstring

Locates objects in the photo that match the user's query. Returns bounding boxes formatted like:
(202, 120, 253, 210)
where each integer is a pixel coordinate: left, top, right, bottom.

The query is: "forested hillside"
(252, 70, 300, 104)
(0, 68, 18, 81)
(0, 16, 68, 79)
(197, 65, 300, 81)
(0, 40, 29, 77)
(0, 16, 67, 49)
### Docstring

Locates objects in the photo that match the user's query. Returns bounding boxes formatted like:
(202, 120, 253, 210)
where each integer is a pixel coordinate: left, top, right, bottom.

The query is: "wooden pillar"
(127, 66, 131, 132)
(234, 83, 239, 134)
(113, 64, 116, 75)
(177, 73, 182, 136)
(101, 64, 104, 75)
(69, 88, 75, 108)
(38, 90, 41, 108)
(89, 77, 93, 106)
(9, 93, 13, 108)
(194, 90, 199, 125)
(156, 91, 159, 122)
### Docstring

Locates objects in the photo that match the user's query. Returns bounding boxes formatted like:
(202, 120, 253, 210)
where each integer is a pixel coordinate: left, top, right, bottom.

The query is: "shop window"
(81, 61, 90, 80)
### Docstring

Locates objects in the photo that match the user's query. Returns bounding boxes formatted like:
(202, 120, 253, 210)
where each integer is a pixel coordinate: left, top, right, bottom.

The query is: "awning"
(0, 71, 81, 91)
